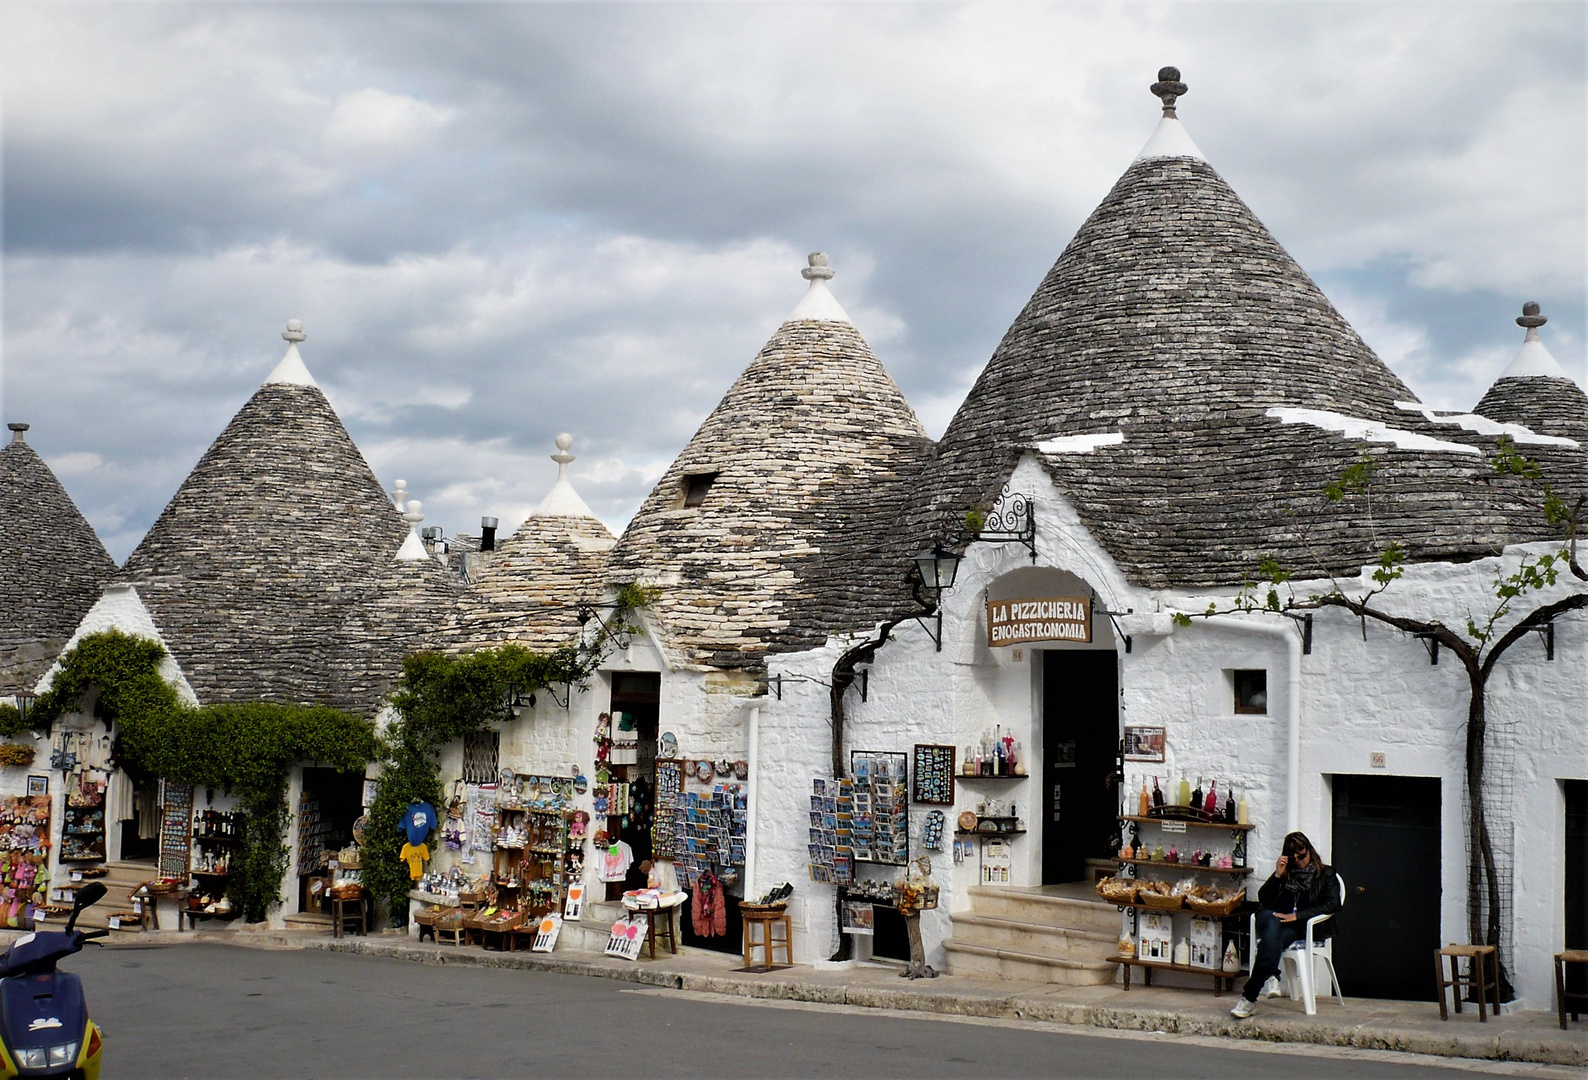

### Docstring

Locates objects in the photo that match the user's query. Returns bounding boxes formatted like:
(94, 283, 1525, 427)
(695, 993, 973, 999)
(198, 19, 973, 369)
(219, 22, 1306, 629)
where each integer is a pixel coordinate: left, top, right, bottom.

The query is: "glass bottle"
(1151, 776, 1164, 808)
(1224, 784, 1236, 824)
(1191, 776, 1204, 811)
(1178, 774, 1192, 807)
(1204, 780, 1219, 817)
(1237, 788, 1250, 826)
(1138, 779, 1150, 817)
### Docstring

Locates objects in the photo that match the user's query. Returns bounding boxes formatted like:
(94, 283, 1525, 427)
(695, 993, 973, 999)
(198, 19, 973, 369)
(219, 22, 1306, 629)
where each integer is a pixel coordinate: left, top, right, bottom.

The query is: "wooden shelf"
(958, 773, 1028, 781)
(955, 829, 1027, 837)
(1117, 858, 1250, 875)
(1121, 815, 1252, 832)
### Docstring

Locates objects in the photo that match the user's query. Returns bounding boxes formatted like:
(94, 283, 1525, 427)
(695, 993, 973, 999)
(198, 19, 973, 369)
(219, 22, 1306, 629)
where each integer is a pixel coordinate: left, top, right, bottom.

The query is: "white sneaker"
(1229, 997, 1257, 1019)
(1261, 976, 1283, 999)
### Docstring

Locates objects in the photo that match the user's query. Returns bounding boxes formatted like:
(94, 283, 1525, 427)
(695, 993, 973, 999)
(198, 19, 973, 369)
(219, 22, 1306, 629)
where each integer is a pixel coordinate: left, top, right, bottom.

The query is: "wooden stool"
(645, 902, 682, 959)
(1436, 944, 1498, 1022)
(740, 903, 792, 970)
(1554, 950, 1588, 1030)
(330, 894, 366, 938)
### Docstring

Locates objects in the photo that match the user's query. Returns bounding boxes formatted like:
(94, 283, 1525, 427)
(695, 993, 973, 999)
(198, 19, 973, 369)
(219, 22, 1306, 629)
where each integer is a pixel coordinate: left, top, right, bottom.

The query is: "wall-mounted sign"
(986, 596, 1092, 646)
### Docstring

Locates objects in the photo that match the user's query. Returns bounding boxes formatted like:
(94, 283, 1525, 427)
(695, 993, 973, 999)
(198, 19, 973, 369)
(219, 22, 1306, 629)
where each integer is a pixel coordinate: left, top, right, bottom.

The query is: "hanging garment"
(108, 773, 134, 825)
(134, 783, 160, 840)
(599, 841, 634, 883)
(693, 869, 726, 938)
(399, 842, 430, 881)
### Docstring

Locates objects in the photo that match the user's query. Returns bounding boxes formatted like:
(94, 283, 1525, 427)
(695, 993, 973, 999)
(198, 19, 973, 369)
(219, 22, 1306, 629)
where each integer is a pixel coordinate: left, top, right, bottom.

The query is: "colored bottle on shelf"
(1191, 776, 1204, 811)
(1224, 786, 1237, 824)
(1178, 775, 1192, 807)
(1204, 780, 1219, 817)
(1138, 780, 1150, 817)
(1237, 788, 1250, 826)
(1151, 776, 1164, 808)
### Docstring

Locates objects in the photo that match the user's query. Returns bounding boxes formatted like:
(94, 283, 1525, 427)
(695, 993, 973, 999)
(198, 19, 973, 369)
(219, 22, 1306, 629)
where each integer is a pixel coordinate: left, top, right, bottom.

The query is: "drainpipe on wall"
(744, 705, 760, 899)
(1196, 616, 1303, 832)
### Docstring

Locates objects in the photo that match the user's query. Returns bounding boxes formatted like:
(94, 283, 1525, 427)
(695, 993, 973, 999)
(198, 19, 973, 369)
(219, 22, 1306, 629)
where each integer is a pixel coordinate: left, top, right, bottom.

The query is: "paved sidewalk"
(168, 925, 1584, 1068)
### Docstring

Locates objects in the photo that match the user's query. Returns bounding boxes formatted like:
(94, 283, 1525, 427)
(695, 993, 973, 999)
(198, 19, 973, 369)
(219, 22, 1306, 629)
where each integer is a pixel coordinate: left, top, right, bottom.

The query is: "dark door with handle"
(1041, 650, 1118, 885)
(1330, 774, 1441, 1000)
(1566, 781, 1588, 997)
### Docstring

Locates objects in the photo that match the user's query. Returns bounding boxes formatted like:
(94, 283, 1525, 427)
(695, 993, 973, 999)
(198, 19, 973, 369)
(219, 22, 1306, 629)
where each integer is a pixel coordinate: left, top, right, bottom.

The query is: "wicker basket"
(1185, 889, 1246, 917)
(1138, 891, 1184, 911)
(1095, 877, 1138, 905)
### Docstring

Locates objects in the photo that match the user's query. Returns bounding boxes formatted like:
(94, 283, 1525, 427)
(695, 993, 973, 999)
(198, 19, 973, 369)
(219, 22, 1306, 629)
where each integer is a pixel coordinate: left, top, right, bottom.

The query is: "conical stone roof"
(0, 424, 118, 692)
(606, 254, 933, 668)
(449, 436, 617, 653)
(121, 324, 408, 705)
(1474, 304, 1588, 444)
(917, 73, 1580, 589)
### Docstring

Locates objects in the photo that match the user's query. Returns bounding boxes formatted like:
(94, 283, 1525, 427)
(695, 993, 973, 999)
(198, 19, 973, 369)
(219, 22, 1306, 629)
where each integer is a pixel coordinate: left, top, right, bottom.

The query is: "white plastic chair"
(1247, 873, 1345, 1015)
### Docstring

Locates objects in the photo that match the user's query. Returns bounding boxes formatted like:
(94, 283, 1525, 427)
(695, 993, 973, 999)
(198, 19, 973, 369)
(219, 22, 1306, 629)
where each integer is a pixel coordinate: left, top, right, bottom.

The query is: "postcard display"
(807, 752, 910, 884)
(0, 796, 50, 927)
(658, 765, 747, 889)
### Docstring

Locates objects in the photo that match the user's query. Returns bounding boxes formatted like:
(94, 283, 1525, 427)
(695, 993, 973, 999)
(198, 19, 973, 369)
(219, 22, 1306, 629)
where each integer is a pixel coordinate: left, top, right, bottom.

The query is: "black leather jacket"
(1257, 864, 1342, 939)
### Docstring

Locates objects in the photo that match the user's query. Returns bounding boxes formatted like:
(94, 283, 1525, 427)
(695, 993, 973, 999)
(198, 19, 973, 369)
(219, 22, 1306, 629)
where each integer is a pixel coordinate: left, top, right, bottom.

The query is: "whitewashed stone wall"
(744, 453, 1584, 1007)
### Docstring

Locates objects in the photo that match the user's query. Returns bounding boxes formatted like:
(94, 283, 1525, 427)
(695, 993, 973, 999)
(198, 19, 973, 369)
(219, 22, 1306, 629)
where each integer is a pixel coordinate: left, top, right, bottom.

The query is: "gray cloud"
(2, 2, 1583, 562)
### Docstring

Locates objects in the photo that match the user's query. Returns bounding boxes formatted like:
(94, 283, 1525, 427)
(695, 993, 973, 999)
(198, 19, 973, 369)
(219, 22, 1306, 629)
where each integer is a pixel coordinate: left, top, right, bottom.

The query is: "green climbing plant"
(364, 587, 656, 922)
(32, 630, 376, 921)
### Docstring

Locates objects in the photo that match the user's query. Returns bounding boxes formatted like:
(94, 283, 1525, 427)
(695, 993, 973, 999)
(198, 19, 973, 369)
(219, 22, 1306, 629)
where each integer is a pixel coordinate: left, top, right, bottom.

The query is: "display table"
(623, 891, 687, 959)
(1108, 955, 1242, 996)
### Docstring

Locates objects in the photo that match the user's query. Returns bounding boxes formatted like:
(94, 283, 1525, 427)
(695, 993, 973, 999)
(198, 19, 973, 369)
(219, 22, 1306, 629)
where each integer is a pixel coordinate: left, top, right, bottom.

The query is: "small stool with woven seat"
(1554, 950, 1588, 1030)
(330, 891, 366, 938)
(1436, 944, 1498, 1022)
(740, 902, 793, 971)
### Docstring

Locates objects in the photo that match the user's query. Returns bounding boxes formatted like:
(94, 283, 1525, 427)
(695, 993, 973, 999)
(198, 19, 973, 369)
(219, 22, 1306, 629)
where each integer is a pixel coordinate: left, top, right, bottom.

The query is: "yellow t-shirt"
(400, 842, 430, 880)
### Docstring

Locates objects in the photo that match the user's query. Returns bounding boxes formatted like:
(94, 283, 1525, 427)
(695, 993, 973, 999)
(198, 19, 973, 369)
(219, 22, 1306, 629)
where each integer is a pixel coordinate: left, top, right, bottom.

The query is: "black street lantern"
(912, 543, 963, 651)
(913, 543, 962, 594)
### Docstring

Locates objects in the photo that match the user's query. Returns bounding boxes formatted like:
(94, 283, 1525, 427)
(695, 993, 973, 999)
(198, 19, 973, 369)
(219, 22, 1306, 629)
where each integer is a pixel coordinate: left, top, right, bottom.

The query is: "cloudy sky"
(3, 2, 1584, 562)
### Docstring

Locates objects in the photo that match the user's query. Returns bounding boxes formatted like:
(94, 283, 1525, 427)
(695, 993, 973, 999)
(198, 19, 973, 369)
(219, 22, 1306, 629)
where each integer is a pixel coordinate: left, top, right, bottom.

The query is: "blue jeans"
(1242, 909, 1307, 1001)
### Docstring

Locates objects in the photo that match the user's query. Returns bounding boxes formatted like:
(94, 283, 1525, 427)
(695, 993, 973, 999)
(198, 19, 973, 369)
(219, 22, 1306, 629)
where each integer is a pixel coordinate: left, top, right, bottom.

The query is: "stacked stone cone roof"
(0, 426, 118, 692)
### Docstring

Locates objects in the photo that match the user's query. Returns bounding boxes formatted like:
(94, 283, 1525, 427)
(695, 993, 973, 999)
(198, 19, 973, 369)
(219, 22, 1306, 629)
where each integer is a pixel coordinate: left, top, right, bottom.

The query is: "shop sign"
(986, 596, 1091, 646)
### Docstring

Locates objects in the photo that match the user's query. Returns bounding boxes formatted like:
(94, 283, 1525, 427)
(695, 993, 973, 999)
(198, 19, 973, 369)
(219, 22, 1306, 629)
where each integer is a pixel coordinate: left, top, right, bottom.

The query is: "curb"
(201, 933, 1585, 1068)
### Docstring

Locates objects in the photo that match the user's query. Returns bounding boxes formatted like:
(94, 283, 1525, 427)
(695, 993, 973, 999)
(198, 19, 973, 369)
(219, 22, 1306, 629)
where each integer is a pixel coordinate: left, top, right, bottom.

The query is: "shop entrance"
(1040, 649, 1119, 885)
(607, 674, 659, 899)
(116, 769, 160, 863)
(1330, 774, 1441, 1000)
(296, 767, 365, 913)
(1565, 780, 1588, 998)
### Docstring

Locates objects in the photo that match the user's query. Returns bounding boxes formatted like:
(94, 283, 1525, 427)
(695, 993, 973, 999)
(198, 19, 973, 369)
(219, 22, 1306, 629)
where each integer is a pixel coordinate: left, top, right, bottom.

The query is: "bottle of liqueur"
(1151, 776, 1164, 808)
(1224, 784, 1237, 824)
(1204, 780, 1219, 818)
(1191, 777, 1204, 812)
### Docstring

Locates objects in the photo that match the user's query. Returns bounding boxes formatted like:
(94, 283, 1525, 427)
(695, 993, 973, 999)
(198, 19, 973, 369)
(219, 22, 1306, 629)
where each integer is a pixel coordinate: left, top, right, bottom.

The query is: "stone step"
(964, 886, 1123, 933)
(948, 913, 1116, 961)
(943, 940, 1116, 986)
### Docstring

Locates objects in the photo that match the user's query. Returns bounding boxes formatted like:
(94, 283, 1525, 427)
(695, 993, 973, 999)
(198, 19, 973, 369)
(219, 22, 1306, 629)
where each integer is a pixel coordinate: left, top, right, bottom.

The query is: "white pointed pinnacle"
(802, 252, 835, 281)
(402, 499, 425, 527)
(392, 479, 409, 510)
(282, 319, 307, 344)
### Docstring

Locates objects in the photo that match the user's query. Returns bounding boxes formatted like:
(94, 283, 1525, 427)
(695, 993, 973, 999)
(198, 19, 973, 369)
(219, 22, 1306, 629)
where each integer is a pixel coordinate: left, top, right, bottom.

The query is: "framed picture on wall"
(911, 744, 955, 805)
(1123, 726, 1166, 763)
(25, 775, 46, 797)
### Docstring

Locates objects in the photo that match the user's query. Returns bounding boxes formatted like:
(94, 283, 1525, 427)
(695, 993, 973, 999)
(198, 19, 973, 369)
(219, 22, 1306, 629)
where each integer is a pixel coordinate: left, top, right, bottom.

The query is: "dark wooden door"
(1041, 650, 1119, 885)
(1331, 774, 1441, 1000)
(1566, 781, 1588, 996)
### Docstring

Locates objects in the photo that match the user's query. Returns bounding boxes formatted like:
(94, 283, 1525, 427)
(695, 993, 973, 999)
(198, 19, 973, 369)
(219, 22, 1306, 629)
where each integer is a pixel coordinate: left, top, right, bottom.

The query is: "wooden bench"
(1108, 955, 1241, 996)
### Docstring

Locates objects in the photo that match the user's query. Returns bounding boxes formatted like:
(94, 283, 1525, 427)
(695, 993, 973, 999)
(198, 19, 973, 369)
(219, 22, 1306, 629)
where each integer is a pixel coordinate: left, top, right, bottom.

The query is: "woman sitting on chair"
(1230, 831, 1341, 1018)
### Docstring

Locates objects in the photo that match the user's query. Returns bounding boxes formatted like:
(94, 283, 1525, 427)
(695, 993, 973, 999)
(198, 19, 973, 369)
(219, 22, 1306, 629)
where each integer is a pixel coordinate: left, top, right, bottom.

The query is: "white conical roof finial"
(533, 434, 598, 518)
(1498, 302, 1573, 381)
(264, 319, 318, 387)
(787, 252, 852, 324)
(395, 497, 431, 561)
(1135, 65, 1206, 162)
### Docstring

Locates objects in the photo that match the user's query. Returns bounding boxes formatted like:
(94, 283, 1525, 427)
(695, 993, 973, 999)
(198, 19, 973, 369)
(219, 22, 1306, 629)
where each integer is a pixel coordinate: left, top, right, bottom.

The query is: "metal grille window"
(462, 730, 500, 785)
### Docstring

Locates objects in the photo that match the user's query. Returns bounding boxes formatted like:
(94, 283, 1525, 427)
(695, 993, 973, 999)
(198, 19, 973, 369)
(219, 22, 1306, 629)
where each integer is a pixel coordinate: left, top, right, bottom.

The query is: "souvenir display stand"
(0, 796, 51, 929)
(471, 773, 584, 951)
(60, 775, 107, 864)
(187, 808, 242, 920)
(1102, 808, 1253, 993)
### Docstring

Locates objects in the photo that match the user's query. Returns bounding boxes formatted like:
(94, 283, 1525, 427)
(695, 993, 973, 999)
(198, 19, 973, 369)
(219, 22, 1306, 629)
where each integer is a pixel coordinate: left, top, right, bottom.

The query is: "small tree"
(1179, 440, 1587, 1000)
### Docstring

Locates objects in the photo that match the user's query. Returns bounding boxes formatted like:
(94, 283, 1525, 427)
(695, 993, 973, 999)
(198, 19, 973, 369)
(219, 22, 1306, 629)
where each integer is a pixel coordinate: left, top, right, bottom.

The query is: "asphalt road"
(64, 943, 1550, 1079)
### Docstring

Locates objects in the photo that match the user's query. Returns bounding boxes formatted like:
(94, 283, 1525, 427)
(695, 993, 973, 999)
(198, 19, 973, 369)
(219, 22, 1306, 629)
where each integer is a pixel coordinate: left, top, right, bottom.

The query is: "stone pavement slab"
(177, 925, 1585, 1068)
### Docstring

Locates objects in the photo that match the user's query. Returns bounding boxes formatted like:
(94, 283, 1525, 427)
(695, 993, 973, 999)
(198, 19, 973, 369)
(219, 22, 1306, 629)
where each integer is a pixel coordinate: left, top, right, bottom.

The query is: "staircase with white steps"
(943, 884, 1121, 985)
(48, 861, 162, 934)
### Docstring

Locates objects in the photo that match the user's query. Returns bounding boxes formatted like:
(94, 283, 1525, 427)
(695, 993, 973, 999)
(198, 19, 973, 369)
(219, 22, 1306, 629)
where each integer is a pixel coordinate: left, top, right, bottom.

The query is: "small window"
(462, 730, 500, 785)
(1233, 670, 1268, 715)
(682, 472, 719, 507)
